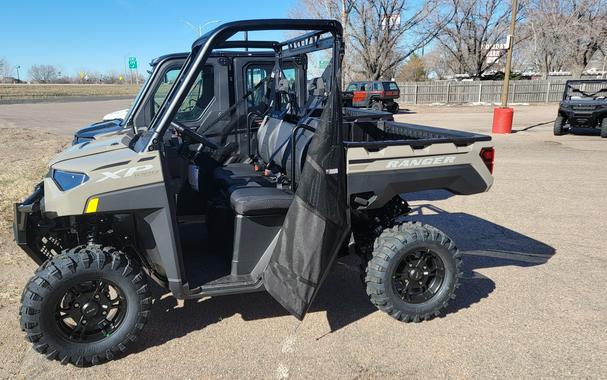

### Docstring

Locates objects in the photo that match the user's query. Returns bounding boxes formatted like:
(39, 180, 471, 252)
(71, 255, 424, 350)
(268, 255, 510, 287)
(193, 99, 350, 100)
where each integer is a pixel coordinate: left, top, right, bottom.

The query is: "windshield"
(133, 50, 198, 152)
(121, 68, 153, 128)
(565, 81, 607, 100)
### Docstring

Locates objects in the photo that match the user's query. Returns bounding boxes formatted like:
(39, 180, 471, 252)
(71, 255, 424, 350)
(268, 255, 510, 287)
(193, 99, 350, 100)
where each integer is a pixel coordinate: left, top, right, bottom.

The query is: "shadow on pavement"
(396, 108, 416, 115)
(512, 120, 554, 133)
(404, 203, 555, 316)
(132, 202, 555, 354)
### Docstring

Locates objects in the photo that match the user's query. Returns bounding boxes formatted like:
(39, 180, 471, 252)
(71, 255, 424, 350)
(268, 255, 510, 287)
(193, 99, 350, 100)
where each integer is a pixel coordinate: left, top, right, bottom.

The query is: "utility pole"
(15, 65, 20, 81)
(492, 0, 518, 134)
(500, 0, 518, 108)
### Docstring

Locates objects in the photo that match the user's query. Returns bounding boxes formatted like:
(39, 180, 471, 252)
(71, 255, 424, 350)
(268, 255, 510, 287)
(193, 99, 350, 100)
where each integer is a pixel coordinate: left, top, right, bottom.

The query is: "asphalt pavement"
(0, 102, 605, 379)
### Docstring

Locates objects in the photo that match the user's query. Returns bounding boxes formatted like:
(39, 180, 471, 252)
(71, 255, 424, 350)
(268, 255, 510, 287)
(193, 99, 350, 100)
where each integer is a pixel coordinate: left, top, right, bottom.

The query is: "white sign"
(381, 14, 401, 30)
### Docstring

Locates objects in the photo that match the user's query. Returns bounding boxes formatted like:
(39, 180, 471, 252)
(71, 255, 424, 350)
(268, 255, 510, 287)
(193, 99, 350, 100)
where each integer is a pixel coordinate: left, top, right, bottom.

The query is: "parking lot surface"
(0, 102, 605, 379)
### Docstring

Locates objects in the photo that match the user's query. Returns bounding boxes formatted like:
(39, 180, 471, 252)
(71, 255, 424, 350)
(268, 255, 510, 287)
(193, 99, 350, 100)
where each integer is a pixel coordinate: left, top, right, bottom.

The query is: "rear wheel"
(20, 245, 152, 366)
(601, 118, 607, 138)
(365, 222, 461, 322)
(554, 116, 567, 136)
(371, 101, 383, 112)
(388, 103, 400, 114)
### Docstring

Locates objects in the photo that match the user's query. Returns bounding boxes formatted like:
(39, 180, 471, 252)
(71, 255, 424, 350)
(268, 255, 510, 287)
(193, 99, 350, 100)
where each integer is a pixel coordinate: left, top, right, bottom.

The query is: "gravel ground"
(0, 102, 605, 379)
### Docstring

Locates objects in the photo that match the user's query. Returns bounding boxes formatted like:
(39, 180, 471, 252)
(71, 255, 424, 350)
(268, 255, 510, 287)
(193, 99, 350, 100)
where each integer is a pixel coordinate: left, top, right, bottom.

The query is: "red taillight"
(480, 147, 495, 173)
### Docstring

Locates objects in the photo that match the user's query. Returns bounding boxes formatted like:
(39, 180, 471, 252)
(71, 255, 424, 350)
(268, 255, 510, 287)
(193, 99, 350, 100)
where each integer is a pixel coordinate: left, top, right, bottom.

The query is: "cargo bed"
(343, 119, 494, 209)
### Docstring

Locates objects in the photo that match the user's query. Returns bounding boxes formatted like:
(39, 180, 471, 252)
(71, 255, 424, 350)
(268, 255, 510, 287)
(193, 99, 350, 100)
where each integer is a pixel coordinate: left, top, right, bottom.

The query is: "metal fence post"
(478, 82, 482, 103)
(414, 84, 418, 104)
(545, 82, 551, 103)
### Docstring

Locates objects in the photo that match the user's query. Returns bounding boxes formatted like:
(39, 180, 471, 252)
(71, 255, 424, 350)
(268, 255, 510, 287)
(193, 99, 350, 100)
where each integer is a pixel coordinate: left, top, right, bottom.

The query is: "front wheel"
(554, 116, 567, 136)
(20, 245, 152, 366)
(601, 118, 607, 138)
(365, 222, 461, 322)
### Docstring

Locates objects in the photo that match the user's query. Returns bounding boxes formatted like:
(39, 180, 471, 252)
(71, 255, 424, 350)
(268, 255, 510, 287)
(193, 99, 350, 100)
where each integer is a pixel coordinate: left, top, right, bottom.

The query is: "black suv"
(343, 80, 400, 113)
(555, 80, 607, 138)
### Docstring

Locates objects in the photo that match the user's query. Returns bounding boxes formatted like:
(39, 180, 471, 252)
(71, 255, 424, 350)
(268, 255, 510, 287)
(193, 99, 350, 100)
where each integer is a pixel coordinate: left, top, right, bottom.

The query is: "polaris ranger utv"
(554, 80, 607, 138)
(14, 19, 494, 366)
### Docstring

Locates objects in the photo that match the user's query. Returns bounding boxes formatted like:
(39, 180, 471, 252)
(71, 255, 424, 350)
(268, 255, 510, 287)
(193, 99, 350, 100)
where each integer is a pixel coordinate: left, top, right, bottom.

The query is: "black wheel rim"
(55, 279, 126, 342)
(392, 248, 445, 304)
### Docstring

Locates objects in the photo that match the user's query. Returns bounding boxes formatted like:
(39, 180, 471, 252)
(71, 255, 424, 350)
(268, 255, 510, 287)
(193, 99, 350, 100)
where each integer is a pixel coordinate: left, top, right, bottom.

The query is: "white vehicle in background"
(102, 108, 129, 121)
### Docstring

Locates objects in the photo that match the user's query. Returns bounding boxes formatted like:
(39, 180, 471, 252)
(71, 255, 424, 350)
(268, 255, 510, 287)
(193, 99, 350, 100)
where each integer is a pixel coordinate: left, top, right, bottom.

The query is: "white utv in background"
(14, 19, 494, 367)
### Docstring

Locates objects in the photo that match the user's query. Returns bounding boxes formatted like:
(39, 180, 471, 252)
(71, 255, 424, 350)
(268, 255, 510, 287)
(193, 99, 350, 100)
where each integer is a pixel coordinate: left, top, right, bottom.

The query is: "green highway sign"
(128, 57, 137, 69)
(319, 60, 330, 69)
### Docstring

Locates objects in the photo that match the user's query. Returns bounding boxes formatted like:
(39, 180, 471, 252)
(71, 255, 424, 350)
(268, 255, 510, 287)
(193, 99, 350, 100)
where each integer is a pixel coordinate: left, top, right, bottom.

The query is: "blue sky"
(0, 0, 297, 79)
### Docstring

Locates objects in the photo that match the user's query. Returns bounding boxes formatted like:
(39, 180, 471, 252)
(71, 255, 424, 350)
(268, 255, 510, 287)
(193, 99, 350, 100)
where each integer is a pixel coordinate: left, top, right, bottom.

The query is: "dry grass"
(0, 84, 140, 100)
(0, 128, 69, 241)
(0, 128, 68, 310)
(0, 282, 21, 308)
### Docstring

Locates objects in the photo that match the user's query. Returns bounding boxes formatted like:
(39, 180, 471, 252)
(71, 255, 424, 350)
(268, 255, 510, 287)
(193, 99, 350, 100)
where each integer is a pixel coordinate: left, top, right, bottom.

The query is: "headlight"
(52, 170, 89, 191)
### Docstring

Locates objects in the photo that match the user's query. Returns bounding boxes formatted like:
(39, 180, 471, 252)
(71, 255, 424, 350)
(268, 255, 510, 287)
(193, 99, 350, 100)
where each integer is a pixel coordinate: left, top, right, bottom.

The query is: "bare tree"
(561, 0, 607, 78)
(29, 64, 60, 83)
(435, 0, 525, 78)
(0, 58, 14, 78)
(519, 0, 607, 78)
(423, 47, 454, 79)
(348, 0, 451, 79)
(290, 0, 356, 83)
(521, 1, 569, 78)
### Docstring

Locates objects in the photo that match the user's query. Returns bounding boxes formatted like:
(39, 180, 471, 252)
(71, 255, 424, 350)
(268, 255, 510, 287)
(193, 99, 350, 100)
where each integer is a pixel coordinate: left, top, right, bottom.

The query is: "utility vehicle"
(554, 80, 607, 137)
(343, 80, 401, 113)
(15, 19, 494, 366)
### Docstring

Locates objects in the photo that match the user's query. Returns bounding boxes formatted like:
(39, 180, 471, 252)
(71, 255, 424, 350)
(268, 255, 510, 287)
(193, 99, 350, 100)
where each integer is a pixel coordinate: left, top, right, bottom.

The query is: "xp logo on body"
(96, 164, 155, 183)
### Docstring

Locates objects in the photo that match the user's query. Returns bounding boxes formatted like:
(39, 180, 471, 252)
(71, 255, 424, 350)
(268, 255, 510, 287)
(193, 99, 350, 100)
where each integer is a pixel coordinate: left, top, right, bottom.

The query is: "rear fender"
(346, 143, 493, 209)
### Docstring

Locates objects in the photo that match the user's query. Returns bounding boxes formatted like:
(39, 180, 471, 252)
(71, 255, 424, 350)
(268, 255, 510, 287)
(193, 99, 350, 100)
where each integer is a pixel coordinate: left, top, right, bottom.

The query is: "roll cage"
(138, 19, 343, 153)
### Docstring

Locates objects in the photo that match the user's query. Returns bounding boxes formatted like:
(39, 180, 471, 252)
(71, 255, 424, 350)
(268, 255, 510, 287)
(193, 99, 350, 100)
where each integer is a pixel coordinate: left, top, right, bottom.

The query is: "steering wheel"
(170, 121, 218, 150)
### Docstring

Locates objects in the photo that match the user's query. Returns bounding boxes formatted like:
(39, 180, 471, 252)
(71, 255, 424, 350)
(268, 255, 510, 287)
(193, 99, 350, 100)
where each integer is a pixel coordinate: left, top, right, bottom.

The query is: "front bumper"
(13, 183, 48, 265)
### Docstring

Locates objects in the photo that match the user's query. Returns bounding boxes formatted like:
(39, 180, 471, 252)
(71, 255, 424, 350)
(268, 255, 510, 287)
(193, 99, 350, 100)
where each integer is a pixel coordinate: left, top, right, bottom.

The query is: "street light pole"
(15, 65, 21, 81)
(500, 0, 519, 108)
(184, 20, 222, 37)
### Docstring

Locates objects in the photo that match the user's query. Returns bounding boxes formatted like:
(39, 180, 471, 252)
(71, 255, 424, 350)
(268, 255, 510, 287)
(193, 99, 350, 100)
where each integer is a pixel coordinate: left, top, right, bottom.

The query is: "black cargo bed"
(344, 120, 491, 149)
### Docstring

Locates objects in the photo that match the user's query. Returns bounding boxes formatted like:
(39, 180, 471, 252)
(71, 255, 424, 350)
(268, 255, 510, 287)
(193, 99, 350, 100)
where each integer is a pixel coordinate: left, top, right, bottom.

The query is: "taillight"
(480, 147, 495, 173)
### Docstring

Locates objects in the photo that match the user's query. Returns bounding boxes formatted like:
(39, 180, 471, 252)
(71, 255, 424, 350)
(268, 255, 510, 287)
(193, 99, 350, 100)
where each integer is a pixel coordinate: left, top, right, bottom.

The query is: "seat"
(213, 163, 261, 188)
(230, 187, 294, 216)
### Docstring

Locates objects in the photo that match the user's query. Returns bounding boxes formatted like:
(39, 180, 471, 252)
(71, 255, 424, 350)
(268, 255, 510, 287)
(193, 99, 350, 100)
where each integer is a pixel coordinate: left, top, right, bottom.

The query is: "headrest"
(277, 78, 290, 93)
(308, 77, 326, 96)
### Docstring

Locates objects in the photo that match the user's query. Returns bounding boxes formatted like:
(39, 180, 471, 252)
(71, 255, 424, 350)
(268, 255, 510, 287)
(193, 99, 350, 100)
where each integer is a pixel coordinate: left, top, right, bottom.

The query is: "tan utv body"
(14, 19, 493, 367)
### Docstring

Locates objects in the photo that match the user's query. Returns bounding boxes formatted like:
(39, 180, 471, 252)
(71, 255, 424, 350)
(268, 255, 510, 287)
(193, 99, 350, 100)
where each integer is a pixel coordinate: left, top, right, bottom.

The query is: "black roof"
(192, 18, 342, 49)
(149, 49, 286, 67)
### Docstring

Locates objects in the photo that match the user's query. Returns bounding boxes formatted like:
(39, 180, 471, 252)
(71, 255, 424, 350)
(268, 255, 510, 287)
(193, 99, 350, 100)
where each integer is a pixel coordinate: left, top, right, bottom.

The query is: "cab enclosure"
(72, 50, 307, 146)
